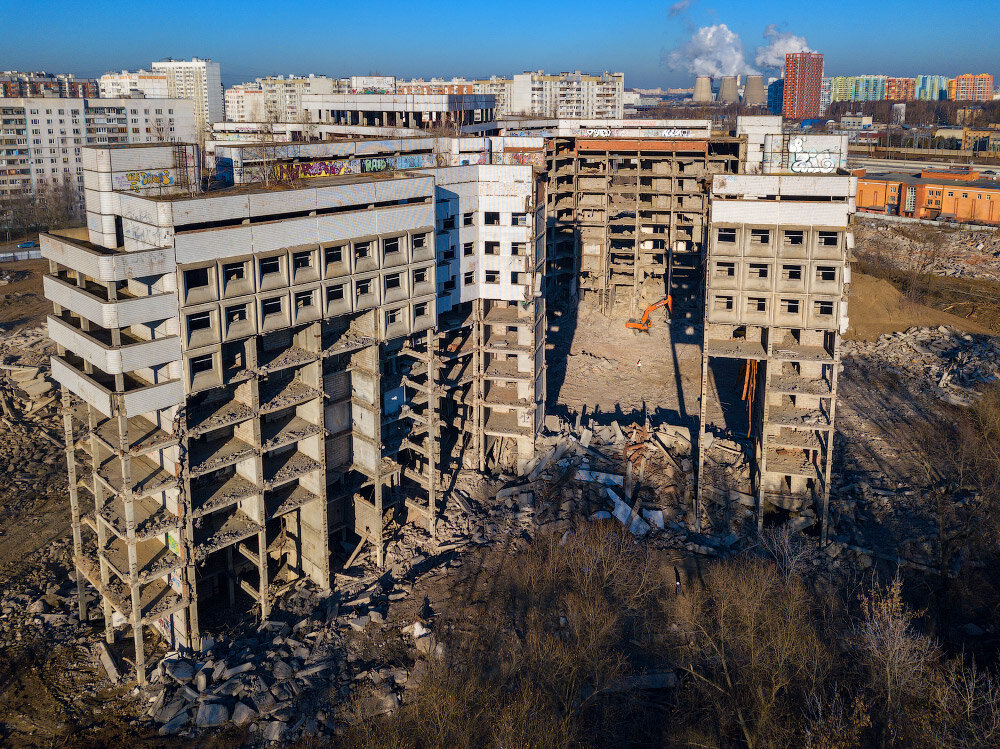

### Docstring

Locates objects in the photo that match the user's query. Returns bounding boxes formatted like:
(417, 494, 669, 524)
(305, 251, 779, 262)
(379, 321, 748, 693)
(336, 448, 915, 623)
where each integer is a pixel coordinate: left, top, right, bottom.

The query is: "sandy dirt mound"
(846, 272, 994, 341)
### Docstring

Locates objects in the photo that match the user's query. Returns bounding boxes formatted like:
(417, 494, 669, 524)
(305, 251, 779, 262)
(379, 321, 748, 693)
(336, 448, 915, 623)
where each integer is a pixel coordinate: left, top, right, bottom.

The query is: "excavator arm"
(626, 295, 673, 332)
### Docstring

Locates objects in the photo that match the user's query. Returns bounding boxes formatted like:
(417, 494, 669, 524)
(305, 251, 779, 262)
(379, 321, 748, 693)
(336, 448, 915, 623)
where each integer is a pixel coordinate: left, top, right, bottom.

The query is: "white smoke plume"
(754, 24, 812, 69)
(665, 23, 759, 78)
(668, 0, 690, 17)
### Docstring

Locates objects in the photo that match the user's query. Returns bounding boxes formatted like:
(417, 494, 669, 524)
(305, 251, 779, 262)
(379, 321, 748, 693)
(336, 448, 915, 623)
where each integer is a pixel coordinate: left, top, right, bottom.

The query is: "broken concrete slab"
(195, 702, 229, 728)
(96, 641, 120, 683)
(231, 701, 256, 726)
(574, 469, 624, 487)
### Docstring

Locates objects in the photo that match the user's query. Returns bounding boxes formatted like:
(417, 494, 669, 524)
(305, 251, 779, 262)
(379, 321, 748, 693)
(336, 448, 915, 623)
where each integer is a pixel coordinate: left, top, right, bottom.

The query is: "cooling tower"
(743, 75, 766, 107)
(718, 76, 739, 104)
(693, 76, 714, 102)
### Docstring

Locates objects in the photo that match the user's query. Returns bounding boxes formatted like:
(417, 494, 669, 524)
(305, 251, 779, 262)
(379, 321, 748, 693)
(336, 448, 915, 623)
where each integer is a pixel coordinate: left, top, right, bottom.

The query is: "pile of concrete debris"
(0, 268, 29, 287)
(843, 326, 1000, 405)
(0, 325, 55, 417)
(856, 221, 1000, 282)
(0, 327, 66, 508)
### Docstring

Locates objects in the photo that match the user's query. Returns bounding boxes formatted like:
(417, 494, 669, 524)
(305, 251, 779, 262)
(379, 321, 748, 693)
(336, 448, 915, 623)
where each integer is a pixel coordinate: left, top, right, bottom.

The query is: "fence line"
(0, 249, 42, 263)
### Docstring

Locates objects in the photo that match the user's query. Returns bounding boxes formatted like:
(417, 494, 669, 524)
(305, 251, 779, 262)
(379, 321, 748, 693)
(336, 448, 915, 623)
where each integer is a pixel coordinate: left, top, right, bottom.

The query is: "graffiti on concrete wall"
(493, 151, 545, 166)
(787, 137, 839, 174)
(114, 169, 174, 191)
(270, 152, 491, 181)
(273, 159, 353, 181)
(578, 127, 694, 139)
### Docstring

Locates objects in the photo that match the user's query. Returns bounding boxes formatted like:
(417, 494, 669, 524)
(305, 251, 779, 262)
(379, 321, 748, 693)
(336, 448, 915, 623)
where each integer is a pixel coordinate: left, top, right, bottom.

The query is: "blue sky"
(2, 0, 998, 89)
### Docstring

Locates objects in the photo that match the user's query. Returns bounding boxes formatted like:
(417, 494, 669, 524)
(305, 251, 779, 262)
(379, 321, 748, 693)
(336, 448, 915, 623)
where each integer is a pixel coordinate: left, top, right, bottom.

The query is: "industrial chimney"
(693, 76, 714, 102)
(718, 76, 739, 104)
(743, 75, 766, 106)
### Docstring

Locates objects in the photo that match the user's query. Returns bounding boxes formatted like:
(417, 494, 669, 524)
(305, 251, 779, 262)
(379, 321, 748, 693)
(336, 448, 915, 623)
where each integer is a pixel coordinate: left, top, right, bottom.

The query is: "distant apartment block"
(0, 97, 195, 213)
(99, 70, 170, 99)
(782, 53, 824, 120)
(885, 77, 916, 101)
(474, 71, 624, 119)
(916, 75, 950, 101)
(1, 71, 98, 98)
(150, 58, 225, 135)
(225, 75, 337, 123)
(224, 83, 265, 123)
(767, 79, 784, 115)
(949, 74, 994, 102)
(819, 78, 831, 114)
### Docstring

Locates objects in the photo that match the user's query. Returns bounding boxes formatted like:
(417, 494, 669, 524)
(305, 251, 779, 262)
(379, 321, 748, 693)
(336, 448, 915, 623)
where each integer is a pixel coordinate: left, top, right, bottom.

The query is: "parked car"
(15, 240, 37, 249)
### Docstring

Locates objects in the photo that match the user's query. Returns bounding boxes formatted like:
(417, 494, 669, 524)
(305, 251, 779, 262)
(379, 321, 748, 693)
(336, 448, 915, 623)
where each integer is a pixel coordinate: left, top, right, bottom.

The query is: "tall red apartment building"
(782, 52, 824, 119)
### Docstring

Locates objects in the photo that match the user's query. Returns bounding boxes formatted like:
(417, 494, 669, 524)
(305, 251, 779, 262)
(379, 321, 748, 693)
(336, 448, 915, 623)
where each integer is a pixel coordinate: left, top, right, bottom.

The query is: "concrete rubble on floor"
(856, 220, 1000, 282)
(843, 326, 1000, 406)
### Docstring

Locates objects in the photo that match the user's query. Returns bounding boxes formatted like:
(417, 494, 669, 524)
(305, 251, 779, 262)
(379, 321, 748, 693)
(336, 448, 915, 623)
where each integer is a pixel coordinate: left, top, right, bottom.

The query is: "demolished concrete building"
(41, 115, 853, 682)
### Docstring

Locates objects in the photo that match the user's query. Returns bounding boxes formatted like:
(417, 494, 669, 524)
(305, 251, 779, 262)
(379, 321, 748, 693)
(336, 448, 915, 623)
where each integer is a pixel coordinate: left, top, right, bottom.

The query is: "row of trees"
(825, 100, 1000, 128)
(1, 176, 83, 238)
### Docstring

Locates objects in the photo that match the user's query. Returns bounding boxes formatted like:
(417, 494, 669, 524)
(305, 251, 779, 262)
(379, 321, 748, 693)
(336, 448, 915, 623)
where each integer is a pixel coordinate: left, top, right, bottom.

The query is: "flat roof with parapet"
(125, 168, 431, 201)
(98, 141, 199, 150)
(863, 171, 1000, 192)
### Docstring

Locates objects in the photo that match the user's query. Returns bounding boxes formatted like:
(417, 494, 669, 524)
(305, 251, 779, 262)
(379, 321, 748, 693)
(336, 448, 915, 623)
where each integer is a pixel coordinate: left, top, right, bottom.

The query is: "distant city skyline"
(3, 0, 999, 90)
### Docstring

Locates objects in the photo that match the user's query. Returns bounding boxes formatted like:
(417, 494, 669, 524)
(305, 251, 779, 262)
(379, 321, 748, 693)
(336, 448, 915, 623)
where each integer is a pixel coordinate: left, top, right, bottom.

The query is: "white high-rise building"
(98, 70, 170, 99)
(475, 71, 625, 118)
(0, 96, 195, 218)
(224, 82, 265, 123)
(150, 58, 224, 136)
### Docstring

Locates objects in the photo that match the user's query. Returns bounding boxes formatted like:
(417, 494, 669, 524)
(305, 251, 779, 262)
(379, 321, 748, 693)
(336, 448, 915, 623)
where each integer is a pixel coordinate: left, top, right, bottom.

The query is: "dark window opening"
(222, 263, 245, 282)
(187, 311, 211, 331)
(185, 267, 210, 289)
(191, 355, 213, 375)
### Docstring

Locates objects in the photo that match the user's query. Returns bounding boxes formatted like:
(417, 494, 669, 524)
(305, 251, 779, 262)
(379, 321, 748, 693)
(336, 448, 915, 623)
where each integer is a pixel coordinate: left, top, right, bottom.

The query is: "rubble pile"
(699, 434, 756, 533)
(0, 327, 66, 515)
(856, 220, 1000, 282)
(843, 325, 1000, 405)
(0, 268, 29, 287)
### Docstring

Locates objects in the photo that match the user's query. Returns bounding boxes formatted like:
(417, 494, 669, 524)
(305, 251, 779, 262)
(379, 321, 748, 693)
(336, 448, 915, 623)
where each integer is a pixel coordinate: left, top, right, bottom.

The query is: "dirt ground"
(545, 301, 703, 429)
(0, 259, 51, 330)
(845, 271, 995, 341)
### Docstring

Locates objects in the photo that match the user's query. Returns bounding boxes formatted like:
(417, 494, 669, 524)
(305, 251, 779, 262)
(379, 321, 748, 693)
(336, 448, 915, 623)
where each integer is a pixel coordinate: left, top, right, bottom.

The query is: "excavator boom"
(626, 295, 673, 332)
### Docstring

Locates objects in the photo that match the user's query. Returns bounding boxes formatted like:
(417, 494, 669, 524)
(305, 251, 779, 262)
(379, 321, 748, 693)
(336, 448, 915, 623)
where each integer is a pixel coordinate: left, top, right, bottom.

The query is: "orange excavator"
(626, 295, 673, 333)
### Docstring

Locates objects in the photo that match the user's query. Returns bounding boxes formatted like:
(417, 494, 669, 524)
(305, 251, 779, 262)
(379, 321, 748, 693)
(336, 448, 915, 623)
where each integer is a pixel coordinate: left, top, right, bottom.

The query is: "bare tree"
(855, 575, 940, 745)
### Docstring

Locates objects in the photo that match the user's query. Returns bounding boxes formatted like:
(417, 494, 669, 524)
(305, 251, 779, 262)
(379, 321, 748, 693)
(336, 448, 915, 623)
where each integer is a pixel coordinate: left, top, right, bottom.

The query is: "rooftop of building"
(860, 170, 1000, 191)
(132, 167, 430, 202)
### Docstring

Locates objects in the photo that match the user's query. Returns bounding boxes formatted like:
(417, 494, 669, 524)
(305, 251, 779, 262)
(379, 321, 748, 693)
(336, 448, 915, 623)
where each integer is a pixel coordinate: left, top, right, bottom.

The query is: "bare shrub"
(665, 558, 834, 749)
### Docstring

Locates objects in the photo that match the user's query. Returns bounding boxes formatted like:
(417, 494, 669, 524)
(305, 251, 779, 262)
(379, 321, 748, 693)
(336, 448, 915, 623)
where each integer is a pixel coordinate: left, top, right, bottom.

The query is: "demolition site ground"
(0, 223, 999, 746)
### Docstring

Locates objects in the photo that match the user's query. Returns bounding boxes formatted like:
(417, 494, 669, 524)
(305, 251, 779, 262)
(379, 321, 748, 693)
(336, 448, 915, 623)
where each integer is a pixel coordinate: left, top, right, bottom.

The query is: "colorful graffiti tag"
(496, 151, 545, 167)
(271, 153, 440, 181)
(114, 169, 174, 191)
(272, 159, 352, 181)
